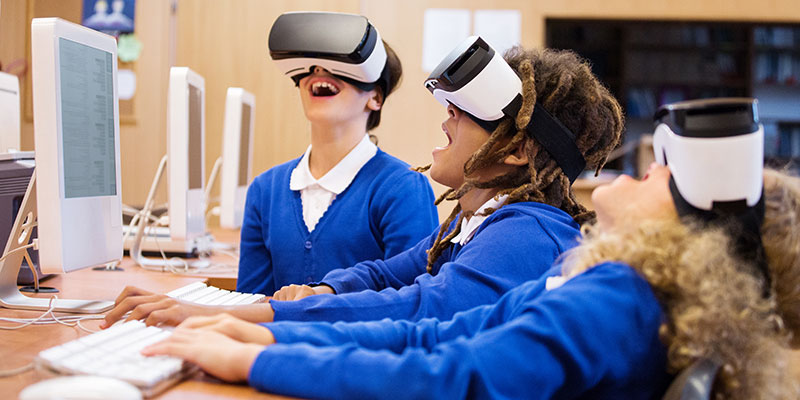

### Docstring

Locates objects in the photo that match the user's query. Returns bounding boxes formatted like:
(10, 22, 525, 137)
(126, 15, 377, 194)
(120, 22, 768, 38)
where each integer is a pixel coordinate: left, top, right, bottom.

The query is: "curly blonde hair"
(560, 169, 800, 399)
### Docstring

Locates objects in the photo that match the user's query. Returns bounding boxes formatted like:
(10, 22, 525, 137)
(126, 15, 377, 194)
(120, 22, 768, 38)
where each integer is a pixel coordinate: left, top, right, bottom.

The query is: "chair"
(661, 358, 720, 400)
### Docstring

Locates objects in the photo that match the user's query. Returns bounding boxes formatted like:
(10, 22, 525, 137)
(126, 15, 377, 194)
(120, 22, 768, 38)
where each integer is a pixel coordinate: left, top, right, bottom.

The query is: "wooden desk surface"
(0, 231, 291, 399)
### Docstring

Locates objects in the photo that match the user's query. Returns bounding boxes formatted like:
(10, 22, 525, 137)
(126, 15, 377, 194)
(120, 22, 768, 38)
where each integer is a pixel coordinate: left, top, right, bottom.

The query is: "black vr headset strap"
(504, 95, 586, 183)
(462, 96, 586, 183)
(669, 178, 771, 298)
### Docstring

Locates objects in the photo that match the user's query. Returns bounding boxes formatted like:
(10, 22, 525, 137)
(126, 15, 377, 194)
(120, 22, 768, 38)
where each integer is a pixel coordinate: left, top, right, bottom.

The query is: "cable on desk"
(0, 296, 104, 332)
(0, 362, 33, 377)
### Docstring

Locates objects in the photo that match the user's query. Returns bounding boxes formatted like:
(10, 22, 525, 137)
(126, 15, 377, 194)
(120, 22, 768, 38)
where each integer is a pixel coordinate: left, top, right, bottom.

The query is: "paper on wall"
(421, 8, 471, 72)
(118, 69, 136, 100)
(474, 9, 521, 56)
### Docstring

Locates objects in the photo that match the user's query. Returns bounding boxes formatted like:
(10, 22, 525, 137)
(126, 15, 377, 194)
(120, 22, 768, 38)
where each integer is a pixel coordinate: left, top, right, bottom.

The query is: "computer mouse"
(19, 375, 142, 400)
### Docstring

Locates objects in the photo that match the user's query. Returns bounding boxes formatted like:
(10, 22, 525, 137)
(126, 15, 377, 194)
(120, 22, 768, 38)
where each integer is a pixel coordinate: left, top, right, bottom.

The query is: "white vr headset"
(653, 98, 764, 213)
(653, 97, 770, 295)
(268, 12, 388, 92)
(424, 36, 586, 183)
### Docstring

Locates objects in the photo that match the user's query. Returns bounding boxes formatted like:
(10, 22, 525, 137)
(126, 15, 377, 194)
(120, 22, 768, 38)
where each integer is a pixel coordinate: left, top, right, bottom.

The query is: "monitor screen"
(188, 83, 203, 190)
(237, 103, 251, 186)
(59, 38, 116, 198)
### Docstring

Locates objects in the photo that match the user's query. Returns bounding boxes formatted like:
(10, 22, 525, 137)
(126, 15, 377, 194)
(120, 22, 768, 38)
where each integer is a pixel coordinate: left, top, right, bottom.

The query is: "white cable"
(76, 319, 101, 334)
(0, 296, 106, 331)
(0, 295, 59, 330)
(0, 243, 36, 263)
(0, 362, 34, 377)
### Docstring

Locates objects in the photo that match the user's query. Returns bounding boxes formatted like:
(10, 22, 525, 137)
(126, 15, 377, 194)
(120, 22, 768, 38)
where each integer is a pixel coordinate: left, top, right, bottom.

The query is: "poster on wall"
(82, 0, 136, 35)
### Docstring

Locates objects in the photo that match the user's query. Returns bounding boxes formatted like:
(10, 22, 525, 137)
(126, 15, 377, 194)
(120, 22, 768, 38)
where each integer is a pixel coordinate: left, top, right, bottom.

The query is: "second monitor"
(219, 87, 255, 229)
(168, 66, 206, 242)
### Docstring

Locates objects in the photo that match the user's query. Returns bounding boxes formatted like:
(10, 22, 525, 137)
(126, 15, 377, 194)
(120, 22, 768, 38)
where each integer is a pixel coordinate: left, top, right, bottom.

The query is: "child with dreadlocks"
(103, 41, 623, 327)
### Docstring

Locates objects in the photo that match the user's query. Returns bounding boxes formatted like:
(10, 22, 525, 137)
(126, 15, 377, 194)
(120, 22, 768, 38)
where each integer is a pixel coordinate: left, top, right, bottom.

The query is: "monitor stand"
(0, 170, 114, 313)
(129, 155, 210, 269)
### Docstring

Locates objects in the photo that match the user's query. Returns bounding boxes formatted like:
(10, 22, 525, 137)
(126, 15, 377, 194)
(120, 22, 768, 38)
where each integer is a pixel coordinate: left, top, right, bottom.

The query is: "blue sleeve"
(249, 264, 667, 399)
(374, 170, 438, 259)
(264, 266, 560, 351)
(271, 211, 565, 323)
(236, 178, 274, 294)
(318, 228, 436, 294)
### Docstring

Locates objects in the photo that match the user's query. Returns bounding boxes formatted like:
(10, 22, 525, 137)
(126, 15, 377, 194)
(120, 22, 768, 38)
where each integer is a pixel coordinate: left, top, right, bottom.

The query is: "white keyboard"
(165, 281, 266, 305)
(35, 283, 265, 397)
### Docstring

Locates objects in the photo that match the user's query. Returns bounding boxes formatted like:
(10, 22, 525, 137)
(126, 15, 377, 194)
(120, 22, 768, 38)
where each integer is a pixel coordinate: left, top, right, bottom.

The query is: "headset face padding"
(268, 12, 387, 85)
(653, 98, 764, 212)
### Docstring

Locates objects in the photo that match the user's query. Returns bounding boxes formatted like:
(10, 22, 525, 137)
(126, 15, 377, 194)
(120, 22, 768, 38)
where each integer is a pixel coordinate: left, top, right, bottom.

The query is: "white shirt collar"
(450, 194, 508, 246)
(290, 135, 378, 194)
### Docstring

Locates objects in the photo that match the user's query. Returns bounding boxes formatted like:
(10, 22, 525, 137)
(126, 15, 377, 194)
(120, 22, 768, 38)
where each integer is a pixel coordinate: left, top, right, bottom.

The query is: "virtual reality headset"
(268, 12, 388, 93)
(653, 97, 770, 295)
(653, 97, 764, 214)
(424, 36, 586, 183)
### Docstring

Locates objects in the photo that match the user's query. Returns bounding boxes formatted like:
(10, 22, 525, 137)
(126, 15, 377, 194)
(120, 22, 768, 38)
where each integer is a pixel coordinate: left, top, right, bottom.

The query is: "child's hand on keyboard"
(101, 286, 222, 328)
(177, 314, 276, 345)
(141, 327, 265, 383)
(272, 283, 334, 301)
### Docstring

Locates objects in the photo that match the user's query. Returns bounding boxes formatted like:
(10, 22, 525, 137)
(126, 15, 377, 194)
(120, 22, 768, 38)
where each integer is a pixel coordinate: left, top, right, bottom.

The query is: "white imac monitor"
(219, 87, 255, 229)
(0, 71, 21, 153)
(168, 67, 206, 241)
(0, 17, 122, 313)
(32, 17, 122, 274)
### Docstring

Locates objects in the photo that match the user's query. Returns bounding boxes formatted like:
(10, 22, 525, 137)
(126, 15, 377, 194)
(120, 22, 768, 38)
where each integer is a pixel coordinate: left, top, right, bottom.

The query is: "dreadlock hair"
(417, 47, 624, 274)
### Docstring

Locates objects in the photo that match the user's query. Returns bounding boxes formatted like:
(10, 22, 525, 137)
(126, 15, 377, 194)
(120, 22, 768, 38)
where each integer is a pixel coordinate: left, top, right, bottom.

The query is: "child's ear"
(366, 90, 383, 112)
(503, 141, 529, 166)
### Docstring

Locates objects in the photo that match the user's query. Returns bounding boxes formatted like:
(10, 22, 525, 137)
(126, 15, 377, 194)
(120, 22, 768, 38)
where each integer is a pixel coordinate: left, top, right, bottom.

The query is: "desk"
(0, 237, 291, 399)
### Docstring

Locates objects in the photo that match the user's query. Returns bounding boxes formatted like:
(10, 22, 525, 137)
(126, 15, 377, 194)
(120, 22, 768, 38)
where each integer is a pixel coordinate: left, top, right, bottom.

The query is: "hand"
(142, 328, 265, 382)
(101, 285, 223, 328)
(272, 284, 334, 301)
(177, 313, 276, 345)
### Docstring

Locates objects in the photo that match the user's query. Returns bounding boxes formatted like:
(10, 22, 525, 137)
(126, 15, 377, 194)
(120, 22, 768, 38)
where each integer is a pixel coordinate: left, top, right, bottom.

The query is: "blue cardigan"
(269, 202, 580, 322)
(236, 149, 438, 295)
(251, 262, 671, 399)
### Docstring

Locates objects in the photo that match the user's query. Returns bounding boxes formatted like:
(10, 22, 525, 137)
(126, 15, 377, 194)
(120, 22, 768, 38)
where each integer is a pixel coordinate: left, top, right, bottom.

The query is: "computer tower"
(0, 153, 46, 284)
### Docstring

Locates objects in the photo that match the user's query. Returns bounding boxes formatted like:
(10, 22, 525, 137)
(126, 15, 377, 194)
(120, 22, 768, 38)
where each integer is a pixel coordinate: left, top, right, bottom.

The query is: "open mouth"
(435, 124, 453, 151)
(311, 81, 341, 97)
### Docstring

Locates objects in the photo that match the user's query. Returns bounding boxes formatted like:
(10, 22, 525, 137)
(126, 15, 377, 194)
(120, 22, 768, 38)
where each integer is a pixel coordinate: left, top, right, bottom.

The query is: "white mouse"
(19, 375, 142, 400)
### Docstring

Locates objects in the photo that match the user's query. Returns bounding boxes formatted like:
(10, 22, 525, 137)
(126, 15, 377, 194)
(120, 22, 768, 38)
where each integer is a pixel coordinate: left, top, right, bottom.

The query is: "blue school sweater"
(236, 149, 437, 295)
(250, 262, 671, 399)
(269, 202, 581, 322)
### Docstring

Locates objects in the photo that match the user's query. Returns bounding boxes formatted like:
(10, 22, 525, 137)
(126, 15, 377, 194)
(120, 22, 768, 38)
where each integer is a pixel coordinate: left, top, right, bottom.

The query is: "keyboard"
(165, 281, 266, 305)
(35, 283, 266, 397)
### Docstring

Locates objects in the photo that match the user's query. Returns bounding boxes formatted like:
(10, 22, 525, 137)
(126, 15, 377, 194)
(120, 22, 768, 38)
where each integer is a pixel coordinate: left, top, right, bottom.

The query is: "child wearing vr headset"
(103, 32, 624, 327)
(232, 12, 438, 296)
(142, 98, 800, 399)
(101, 13, 438, 314)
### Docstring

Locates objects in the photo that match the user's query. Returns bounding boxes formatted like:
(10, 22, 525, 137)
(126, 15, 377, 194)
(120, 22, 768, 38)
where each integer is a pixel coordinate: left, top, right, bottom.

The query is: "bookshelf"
(546, 20, 800, 175)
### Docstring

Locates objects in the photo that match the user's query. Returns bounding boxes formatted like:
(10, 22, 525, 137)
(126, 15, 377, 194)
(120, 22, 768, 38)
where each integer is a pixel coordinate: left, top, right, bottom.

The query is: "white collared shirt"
(289, 135, 377, 232)
(450, 194, 509, 246)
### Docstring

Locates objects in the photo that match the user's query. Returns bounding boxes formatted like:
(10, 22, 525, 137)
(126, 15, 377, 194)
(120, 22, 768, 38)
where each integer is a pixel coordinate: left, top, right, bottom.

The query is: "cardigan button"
(304, 240, 312, 249)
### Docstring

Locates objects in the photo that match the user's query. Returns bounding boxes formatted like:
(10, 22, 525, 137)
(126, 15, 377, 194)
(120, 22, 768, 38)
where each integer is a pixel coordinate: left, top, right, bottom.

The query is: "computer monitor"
(168, 67, 206, 241)
(0, 18, 122, 313)
(0, 71, 21, 153)
(219, 87, 255, 229)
